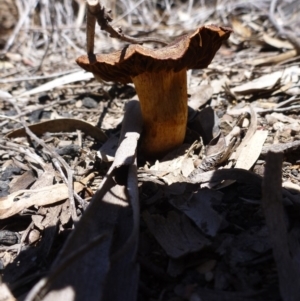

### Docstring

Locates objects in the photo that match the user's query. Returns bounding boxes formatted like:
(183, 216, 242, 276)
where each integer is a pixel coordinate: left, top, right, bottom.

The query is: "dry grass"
(0, 1, 274, 73)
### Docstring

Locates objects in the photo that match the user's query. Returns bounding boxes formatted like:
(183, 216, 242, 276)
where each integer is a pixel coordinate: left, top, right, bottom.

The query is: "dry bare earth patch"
(1, 0, 300, 300)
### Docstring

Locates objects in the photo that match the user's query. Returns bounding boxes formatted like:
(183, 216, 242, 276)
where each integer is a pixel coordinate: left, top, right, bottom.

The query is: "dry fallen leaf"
(247, 50, 297, 66)
(188, 84, 214, 110)
(230, 105, 257, 162)
(170, 188, 224, 237)
(231, 17, 252, 39)
(235, 130, 268, 170)
(19, 71, 94, 97)
(6, 118, 107, 142)
(0, 182, 85, 219)
(263, 33, 294, 50)
(231, 72, 282, 95)
(0, 61, 14, 70)
(98, 135, 119, 162)
(9, 170, 36, 193)
(230, 66, 300, 97)
(143, 210, 210, 258)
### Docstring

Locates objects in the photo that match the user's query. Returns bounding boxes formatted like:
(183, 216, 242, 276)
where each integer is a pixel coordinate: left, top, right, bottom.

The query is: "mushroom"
(76, 25, 232, 157)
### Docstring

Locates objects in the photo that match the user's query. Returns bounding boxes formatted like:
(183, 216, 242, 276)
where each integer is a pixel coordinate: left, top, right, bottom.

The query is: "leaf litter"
(1, 0, 300, 301)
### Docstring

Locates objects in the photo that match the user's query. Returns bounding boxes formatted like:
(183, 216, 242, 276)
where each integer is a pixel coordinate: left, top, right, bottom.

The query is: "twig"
(262, 151, 300, 301)
(269, 0, 300, 54)
(269, 0, 282, 34)
(86, 0, 97, 54)
(261, 140, 300, 157)
(34, 0, 50, 72)
(61, 33, 84, 53)
(75, 0, 86, 28)
(0, 99, 73, 119)
(1, 0, 39, 55)
(0, 98, 74, 129)
(53, 157, 87, 209)
(52, 158, 83, 217)
(17, 221, 35, 255)
(261, 104, 300, 114)
(5, 94, 80, 222)
(0, 141, 45, 167)
(111, 0, 147, 25)
(275, 96, 299, 108)
(0, 69, 79, 83)
(227, 99, 300, 116)
(86, 0, 168, 46)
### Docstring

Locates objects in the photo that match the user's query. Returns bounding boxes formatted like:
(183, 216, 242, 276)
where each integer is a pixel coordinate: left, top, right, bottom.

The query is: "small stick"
(5, 94, 79, 222)
(269, 0, 300, 54)
(75, 0, 86, 28)
(86, 0, 168, 46)
(1, 0, 39, 55)
(262, 151, 300, 301)
(86, 0, 97, 55)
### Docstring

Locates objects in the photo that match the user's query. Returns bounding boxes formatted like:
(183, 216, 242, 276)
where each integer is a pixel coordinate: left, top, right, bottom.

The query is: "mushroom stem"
(132, 69, 188, 157)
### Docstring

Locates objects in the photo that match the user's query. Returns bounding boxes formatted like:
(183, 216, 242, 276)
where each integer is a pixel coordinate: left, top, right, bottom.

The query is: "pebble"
(291, 169, 298, 176)
(28, 229, 40, 244)
(82, 97, 98, 108)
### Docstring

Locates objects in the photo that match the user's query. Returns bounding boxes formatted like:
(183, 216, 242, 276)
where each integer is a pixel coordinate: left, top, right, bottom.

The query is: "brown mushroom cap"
(76, 25, 232, 83)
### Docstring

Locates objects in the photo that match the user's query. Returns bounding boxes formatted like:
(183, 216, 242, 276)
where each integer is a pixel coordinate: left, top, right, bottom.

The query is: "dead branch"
(86, 0, 97, 54)
(262, 151, 300, 301)
(86, 0, 168, 47)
